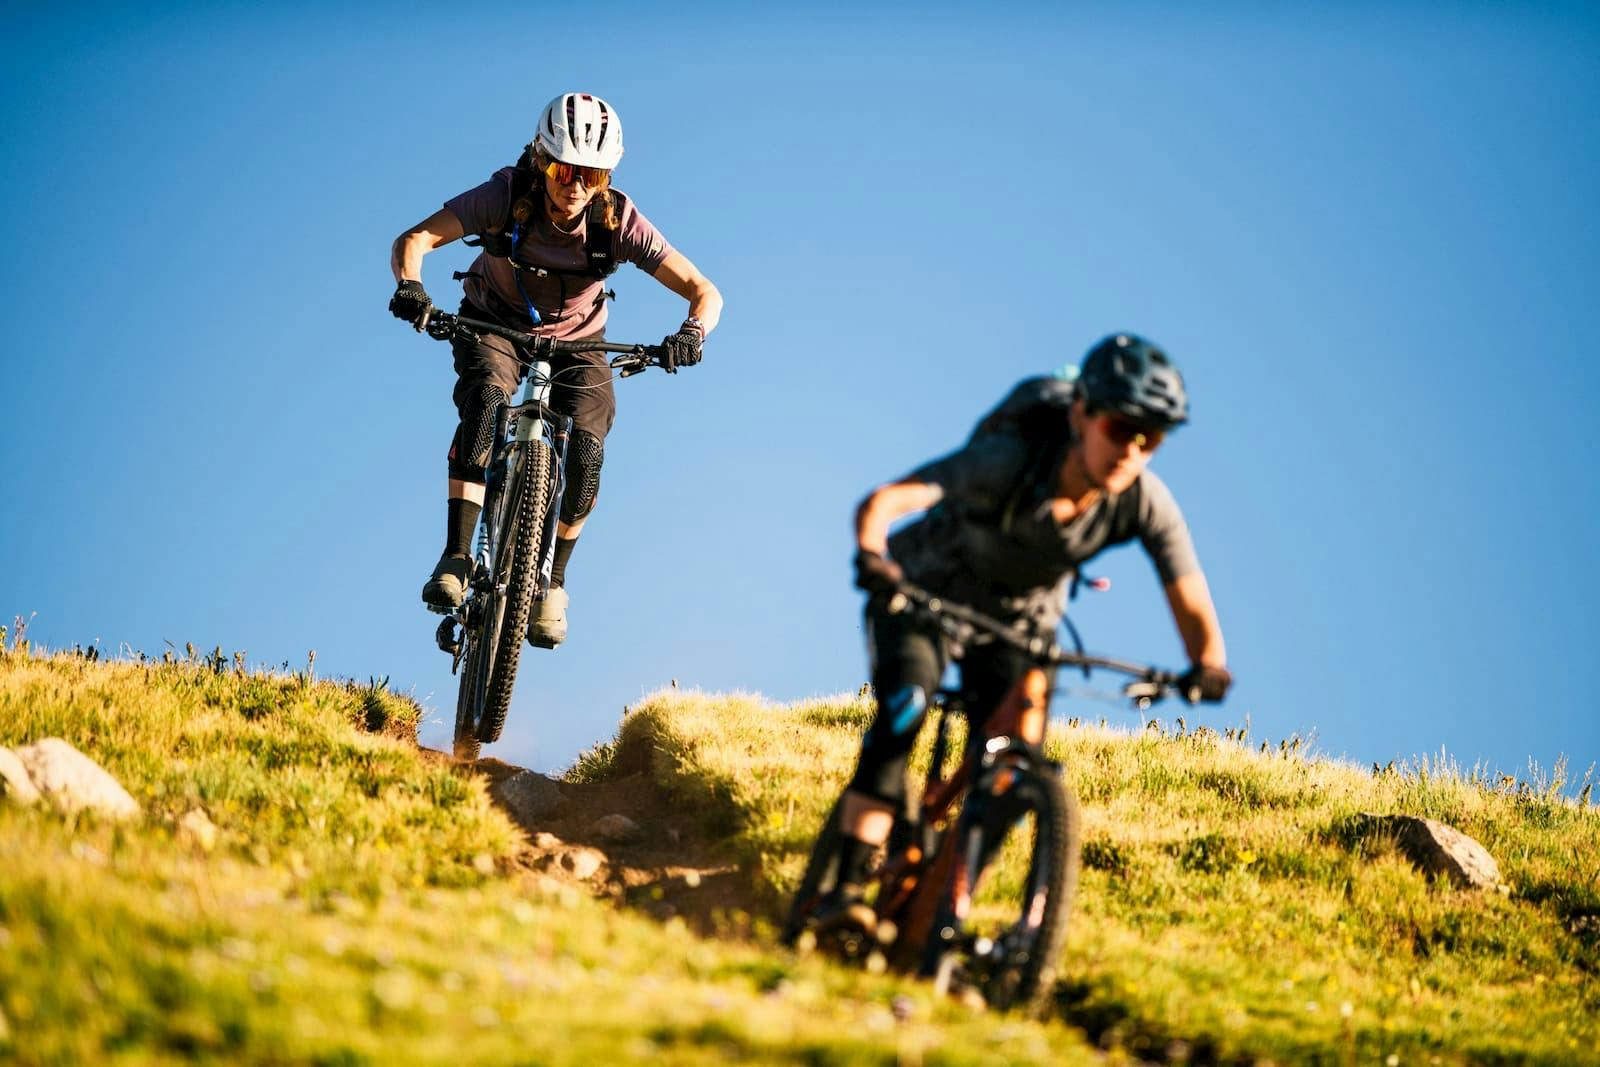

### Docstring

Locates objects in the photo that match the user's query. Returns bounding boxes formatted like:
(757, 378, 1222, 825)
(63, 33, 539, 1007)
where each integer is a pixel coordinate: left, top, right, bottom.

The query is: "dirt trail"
(450, 749, 763, 936)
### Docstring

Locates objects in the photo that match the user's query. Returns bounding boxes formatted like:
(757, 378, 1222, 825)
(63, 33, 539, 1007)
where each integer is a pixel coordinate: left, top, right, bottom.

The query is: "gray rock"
(177, 808, 219, 851)
(490, 771, 565, 823)
(1358, 812, 1502, 889)
(591, 813, 641, 843)
(14, 738, 139, 820)
(0, 746, 40, 805)
(558, 846, 606, 880)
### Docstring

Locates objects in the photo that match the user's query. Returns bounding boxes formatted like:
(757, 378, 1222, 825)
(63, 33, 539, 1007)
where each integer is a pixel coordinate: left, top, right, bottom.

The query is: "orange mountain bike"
(783, 582, 1189, 1013)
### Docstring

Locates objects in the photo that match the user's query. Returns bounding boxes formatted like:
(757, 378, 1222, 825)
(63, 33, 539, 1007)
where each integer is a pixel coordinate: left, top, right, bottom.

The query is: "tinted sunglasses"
(542, 160, 611, 188)
(1094, 413, 1165, 452)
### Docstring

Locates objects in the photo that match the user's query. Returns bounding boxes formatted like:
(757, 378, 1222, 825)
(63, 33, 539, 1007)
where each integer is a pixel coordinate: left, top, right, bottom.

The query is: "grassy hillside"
(4, 643, 1597, 1065)
(0, 648, 1096, 1066)
(597, 690, 1600, 1065)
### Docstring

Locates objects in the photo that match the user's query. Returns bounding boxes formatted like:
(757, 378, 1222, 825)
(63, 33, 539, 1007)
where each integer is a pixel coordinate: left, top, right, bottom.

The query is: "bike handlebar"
(421, 309, 667, 376)
(883, 581, 1192, 708)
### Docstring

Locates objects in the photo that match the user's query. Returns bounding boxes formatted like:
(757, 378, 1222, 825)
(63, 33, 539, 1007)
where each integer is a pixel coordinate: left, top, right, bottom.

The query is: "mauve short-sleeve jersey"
(886, 434, 1202, 631)
(444, 167, 675, 340)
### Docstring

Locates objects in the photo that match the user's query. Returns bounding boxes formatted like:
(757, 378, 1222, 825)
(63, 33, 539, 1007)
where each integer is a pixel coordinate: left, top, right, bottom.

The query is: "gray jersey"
(886, 433, 1201, 631)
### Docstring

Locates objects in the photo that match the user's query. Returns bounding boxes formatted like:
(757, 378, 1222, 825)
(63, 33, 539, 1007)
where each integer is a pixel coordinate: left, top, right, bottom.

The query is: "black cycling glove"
(389, 279, 433, 330)
(659, 322, 703, 374)
(853, 549, 904, 596)
(1179, 664, 1233, 704)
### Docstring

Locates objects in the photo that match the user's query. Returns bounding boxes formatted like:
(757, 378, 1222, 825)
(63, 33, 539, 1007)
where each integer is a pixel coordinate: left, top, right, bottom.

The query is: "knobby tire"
(479, 440, 555, 746)
(781, 797, 845, 946)
(971, 767, 1080, 1013)
(452, 633, 485, 762)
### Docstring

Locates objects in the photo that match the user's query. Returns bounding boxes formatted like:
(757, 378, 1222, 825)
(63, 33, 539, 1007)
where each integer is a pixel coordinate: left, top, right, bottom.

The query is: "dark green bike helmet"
(1078, 333, 1189, 427)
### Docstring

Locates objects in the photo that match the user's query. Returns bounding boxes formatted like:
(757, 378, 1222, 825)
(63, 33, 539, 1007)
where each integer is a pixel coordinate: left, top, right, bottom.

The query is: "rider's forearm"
(687, 279, 723, 335)
(653, 252, 723, 335)
(391, 208, 467, 284)
(391, 231, 432, 283)
(855, 480, 944, 556)
(1164, 572, 1227, 667)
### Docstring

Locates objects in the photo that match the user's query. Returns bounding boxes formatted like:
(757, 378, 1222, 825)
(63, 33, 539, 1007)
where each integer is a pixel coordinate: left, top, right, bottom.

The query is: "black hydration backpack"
(968, 373, 1103, 637)
(460, 164, 620, 281)
(966, 375, 1078, 532)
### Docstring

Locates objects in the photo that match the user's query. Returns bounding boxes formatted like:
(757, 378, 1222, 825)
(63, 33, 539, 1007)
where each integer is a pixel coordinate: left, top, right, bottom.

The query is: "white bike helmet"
(533, 92, 624, 169)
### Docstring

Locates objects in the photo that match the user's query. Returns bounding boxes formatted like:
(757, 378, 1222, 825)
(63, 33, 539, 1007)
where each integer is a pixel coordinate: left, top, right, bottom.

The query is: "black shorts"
(848, 598, 1036, 802)
(449, 302, 617, 441)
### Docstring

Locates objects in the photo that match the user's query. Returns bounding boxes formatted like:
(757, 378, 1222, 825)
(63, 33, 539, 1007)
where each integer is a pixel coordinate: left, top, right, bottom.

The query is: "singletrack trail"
(437, 749, 759, 937)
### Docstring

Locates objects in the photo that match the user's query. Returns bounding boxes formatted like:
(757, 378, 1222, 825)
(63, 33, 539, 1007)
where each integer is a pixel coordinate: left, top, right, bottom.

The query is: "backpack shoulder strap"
(583, 195, 620, 278)
(460, 165, 532, 256)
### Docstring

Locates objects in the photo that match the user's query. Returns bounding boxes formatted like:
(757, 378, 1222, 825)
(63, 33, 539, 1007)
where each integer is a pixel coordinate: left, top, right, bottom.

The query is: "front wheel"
(478, 440, 556, 746)
(960, 763, 1080, 1014)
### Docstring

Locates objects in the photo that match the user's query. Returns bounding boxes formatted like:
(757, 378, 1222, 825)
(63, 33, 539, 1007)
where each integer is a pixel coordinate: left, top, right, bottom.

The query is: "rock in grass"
(491, 771, 565, 823)
(1358, 812, 1502, 889)
(0, 746, 40, 805)
(591, 813, 642, 843)
(558, 847, 606, 881)
(14, 738, 139, 820)
(178, 808, 219, 852)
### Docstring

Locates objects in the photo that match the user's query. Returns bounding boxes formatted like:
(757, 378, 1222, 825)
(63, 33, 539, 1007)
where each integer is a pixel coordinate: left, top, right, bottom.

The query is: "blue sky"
(3, 2, 1596, 786)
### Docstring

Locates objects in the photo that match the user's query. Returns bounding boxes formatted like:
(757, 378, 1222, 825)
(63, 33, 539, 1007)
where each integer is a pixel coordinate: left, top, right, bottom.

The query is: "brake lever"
(1123, 679, 1167, 710)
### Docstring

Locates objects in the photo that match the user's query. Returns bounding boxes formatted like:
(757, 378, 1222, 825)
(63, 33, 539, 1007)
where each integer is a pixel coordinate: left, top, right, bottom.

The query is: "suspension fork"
(509, 358, 571, 600)
(940, 669, 1054, 925)
(536, 414, 572, 598)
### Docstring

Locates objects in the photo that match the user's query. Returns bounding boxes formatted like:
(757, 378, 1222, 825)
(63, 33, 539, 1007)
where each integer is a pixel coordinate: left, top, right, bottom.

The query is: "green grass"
(0, 650, 1097, 1066)
(599, 689, 1600, 1065)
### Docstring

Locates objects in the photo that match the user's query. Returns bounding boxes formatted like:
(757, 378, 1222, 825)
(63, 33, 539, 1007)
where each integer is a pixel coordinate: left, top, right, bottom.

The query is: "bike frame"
(876, 667, 1056, 965)
(858, 584, 1185, 967)
(480, 359, 571, 605)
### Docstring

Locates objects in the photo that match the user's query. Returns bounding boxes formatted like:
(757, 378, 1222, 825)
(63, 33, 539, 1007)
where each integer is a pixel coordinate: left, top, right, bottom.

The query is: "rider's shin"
(446, 498, 482, 558)
(549, 536, 578, 588)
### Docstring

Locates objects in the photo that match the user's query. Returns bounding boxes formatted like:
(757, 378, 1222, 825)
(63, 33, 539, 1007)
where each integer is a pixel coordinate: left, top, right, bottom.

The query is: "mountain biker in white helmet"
(389, 92, 723, 647)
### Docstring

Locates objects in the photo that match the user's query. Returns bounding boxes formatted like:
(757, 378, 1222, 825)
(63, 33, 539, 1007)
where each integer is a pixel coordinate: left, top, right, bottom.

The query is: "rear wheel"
(960, 763, 1080, 1014)
(451, 626, 486, 762)
(478, 440, 556, 745)
(780, 798, 844, 946)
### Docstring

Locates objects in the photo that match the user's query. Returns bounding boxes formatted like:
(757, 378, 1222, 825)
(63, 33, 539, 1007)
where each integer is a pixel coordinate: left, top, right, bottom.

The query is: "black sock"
(445, 498, 482, 558)
(549, 536, 578, 588)
(837, 834, 878, 888)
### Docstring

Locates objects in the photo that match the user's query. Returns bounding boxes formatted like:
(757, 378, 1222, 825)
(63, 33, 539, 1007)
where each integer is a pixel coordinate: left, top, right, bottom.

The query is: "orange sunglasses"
(542, 159, 611, 188)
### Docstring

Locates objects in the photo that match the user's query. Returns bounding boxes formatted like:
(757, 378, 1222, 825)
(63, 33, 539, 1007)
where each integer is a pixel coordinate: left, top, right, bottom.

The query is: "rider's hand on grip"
(659, 322, 703, 374)
(1179, 664, 1232, 704)
(390, 279, 433, 331)
(853, 549, 904, 596)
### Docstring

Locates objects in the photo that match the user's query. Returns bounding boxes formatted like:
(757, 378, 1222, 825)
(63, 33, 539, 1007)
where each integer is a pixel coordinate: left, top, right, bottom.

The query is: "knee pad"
(447, 384, 510, 482)
(560, 429, 604, 523)
(849, 684, 928, 803)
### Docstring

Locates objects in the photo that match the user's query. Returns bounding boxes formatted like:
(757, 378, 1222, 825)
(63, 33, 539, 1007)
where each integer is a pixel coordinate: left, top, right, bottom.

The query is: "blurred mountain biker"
(818, 334, 1231, 934)
(389, 92, 723, 647)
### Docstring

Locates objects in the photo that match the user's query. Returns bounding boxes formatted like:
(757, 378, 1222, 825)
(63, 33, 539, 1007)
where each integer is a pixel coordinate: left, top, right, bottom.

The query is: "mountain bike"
(419, 309, 666, 761)
(782, 582, 1191, 1013)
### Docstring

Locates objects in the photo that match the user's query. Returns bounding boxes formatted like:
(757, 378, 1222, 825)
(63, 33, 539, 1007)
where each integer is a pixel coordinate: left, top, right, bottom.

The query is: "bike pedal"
(434, 618, 461, 656)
